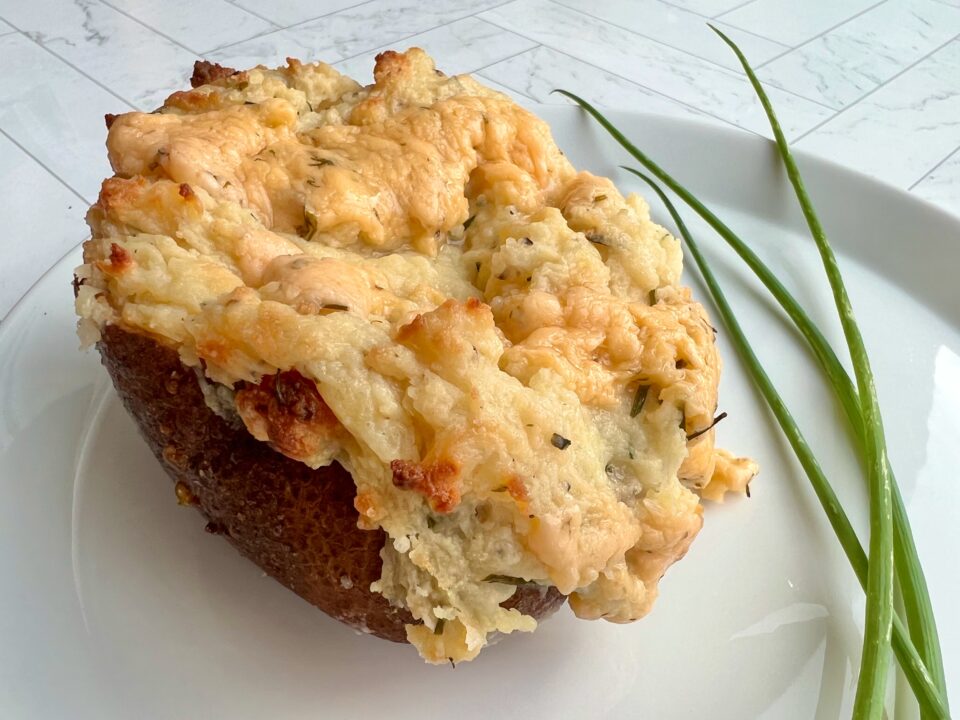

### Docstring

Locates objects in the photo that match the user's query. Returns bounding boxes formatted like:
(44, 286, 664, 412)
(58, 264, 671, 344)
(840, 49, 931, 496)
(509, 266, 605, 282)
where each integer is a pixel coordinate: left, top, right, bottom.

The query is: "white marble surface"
(333, 16, 536, 79)
(0, 133, 85, 314)
(797, 38, 960, 188)
(759, 0, 960, 109)
(479, 45, 710, 121)
(209, 0, 507, 69)
(227, 0, 361, 28)
(482, 0, 834, 138)
(0, 0, 958, 319)
(719, 0, 887, 46)
(550, 0, 790, 71)
(914, 147, 960, 206)
(2, 0, 197, 110)
(102, 0, 275, 54)
(0, 33, 124, 201)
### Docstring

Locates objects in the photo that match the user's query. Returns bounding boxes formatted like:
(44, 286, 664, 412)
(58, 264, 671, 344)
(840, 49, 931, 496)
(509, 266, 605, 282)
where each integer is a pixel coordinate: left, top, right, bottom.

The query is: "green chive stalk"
(708, 28, 894, 717)
(629, 170, 948, 720)
(553, 87, 948, 718)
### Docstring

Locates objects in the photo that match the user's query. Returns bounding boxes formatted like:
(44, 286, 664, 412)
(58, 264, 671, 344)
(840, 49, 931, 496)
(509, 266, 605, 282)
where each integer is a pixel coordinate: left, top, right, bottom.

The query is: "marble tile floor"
(0, 0, 958, 317)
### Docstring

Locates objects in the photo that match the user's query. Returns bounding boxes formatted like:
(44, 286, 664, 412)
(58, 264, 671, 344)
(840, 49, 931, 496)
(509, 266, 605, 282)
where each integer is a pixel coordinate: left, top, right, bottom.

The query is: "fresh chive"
(710, 27, 896, 719)
(483, 574, 535, 586)
(302, 209, 319, 241)
(686, 411, 727, 441)
(555, 86, 947, 718)
(629, 170, 947, 720)
(272, 372, 287, 406)
(630, 384, 649, 418)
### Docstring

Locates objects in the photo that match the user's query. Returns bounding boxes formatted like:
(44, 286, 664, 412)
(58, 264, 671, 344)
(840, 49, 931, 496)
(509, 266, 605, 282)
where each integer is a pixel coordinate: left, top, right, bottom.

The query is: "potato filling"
(76, 49, 756, 663)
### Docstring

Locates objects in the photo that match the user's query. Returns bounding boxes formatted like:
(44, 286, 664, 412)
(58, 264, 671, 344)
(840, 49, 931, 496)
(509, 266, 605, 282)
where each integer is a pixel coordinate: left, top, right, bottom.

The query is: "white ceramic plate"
(1, 107, 957, 719)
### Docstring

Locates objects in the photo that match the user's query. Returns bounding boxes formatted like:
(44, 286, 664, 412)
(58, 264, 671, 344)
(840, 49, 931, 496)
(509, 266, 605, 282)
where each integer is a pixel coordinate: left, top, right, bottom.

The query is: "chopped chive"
(483, 575, 535, 586)
(273, 373, 287, 406)
(686, 411, 727, 441)
(302, 209, 319, 241)
(630, 384, 649, 418)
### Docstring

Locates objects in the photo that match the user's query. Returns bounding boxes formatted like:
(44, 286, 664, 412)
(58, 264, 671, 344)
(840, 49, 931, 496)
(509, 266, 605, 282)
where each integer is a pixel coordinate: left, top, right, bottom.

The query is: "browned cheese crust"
(97, 324, 565, 642)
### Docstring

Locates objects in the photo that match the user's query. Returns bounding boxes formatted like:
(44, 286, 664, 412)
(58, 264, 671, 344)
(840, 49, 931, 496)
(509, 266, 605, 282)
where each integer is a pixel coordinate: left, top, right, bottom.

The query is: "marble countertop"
(1, 0, 958, 317)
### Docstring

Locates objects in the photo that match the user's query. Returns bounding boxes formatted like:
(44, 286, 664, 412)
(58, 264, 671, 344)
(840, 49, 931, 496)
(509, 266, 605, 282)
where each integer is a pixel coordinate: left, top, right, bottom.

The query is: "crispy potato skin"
(97, 324, 565, 643)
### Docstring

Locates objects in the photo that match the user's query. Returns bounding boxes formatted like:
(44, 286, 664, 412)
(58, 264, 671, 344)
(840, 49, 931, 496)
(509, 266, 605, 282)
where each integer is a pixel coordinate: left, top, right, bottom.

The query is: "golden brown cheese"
(76, 48, 757, 664)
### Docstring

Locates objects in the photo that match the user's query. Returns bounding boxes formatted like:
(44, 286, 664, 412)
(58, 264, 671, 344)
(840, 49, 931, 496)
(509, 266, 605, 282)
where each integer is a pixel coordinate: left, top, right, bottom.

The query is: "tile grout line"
(714, 0, 760, 20)
(209, 0, 379, 53)
(792, 30, 960, 143)
(546, 0, 836, 110)
(484, 3, 837, 112)
(752, 0, 891, 69)
(209, 0, 524, 56)
(286, 0, 519, 69)
(474, 29, 769, 138)
(474, 71, 537, 102)
(97, 0, 204, 56)
(0, 127, 90, 205)
(2, 24, 139, 111)
(222, 6, 543, 95)
(100, 0, 295, 56)
(544, 0, 757, 78)
(330, 15, 540, 73)
(221, 0, 281, 28)
(469, 42, 541, 75)
(554, 0, 791, 50)
(907, 142, 960, 190)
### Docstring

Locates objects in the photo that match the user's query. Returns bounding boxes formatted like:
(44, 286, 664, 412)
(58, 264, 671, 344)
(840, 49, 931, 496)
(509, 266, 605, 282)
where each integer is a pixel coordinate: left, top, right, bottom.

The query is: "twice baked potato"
(98, 323, 565, 643)
(75, 49, 756, 663)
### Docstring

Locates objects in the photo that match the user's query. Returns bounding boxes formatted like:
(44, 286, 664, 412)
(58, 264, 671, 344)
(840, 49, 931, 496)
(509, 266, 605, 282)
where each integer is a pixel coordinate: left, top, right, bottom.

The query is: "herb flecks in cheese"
(76, 48, 757, 663)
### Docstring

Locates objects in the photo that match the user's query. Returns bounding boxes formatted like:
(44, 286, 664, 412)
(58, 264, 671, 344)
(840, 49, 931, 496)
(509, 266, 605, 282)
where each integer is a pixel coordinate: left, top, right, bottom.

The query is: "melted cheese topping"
(76, 49, 757, 663)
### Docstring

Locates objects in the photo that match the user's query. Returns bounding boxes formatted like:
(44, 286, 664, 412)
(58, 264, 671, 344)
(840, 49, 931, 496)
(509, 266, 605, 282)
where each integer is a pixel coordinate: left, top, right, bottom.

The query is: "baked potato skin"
(96, 324, 565, 643)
